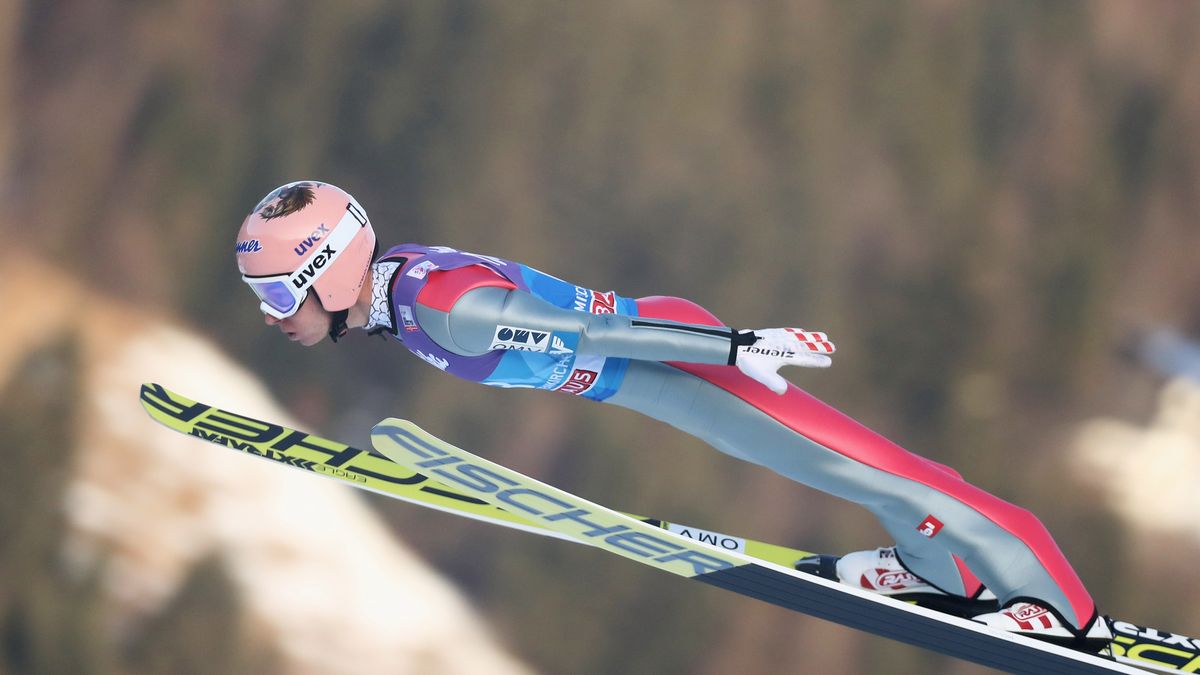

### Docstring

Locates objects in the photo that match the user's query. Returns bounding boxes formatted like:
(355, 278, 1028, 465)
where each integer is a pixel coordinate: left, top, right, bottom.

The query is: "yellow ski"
(138, 382, 811, 564)
(370, 417, 1148, 675)
(135, 383, 1172, 674)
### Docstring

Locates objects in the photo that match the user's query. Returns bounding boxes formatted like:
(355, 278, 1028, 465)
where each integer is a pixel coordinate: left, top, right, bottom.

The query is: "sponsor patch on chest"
(397, 305, 419, 331)
(406, 260, 438, 279)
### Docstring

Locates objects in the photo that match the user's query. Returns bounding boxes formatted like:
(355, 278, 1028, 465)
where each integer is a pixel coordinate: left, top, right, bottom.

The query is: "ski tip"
(371, 418, 421, 438)
(138, 382, 185, 412)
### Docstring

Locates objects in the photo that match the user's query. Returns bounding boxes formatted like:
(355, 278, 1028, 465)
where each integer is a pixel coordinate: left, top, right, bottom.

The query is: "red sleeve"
(415, 265, 517, 312)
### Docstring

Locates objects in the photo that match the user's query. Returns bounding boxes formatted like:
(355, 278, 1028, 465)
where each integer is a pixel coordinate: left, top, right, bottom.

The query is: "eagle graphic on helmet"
(257, 182, 318, 220)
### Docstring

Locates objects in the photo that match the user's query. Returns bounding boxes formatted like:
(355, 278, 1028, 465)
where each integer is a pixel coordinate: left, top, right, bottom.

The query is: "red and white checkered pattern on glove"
(735, 328, 836, 395)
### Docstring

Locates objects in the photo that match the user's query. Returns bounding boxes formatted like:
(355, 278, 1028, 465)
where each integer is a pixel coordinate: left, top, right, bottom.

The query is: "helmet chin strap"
(328, 309, 350, 343)
(328, 241, 380, 345)
(326, 242, 378, 345)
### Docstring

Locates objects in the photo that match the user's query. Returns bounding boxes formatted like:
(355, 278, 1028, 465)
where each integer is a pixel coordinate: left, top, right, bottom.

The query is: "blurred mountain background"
(2, 1, 1199, 673)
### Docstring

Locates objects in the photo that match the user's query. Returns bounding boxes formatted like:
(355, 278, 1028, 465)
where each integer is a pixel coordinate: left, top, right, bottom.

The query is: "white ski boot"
(797, 546, 997, 617)
(973, 601, 1112, 650)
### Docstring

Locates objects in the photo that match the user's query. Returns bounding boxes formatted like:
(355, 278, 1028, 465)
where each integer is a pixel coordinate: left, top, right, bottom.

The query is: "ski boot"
(796, 546, 998, 618)
(973, 601, 1112, 651)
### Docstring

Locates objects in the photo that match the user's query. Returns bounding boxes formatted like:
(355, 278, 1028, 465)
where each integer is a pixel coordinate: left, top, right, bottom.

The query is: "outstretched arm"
(443, 286, 752, 362)
(415, 279, 834, 394)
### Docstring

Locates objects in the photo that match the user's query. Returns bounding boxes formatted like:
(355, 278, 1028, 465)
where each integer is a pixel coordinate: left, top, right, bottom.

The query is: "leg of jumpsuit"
(600, 296, 1097, 630)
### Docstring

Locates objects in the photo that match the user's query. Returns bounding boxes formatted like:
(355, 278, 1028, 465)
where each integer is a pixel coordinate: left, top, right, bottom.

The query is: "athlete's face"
(263, 293, 330, 346)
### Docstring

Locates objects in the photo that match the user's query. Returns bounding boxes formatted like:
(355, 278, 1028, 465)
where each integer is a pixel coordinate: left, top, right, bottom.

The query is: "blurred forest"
(3, 0, 1200, 673)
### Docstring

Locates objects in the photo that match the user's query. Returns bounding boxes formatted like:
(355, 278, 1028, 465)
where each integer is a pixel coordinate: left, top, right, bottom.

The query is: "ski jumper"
(372, 244, 1098, 631)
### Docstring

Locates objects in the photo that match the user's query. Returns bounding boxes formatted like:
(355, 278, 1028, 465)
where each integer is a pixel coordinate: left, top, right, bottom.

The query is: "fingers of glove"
(784, 328, 836, 354)
(789, 352, 832, 369)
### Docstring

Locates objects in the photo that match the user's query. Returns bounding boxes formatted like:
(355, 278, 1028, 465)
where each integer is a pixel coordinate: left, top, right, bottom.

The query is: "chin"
(303, 335, 327, 347)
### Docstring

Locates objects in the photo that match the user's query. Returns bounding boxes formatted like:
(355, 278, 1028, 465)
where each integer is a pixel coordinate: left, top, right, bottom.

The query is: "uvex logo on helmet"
(294, 224, 331, 256)
(291, 245, 338, 290)
(257, 183, 317, 220)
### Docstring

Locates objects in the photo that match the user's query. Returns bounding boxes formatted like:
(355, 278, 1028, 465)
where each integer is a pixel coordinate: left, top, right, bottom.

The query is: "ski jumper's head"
(236, 181, 376, 343)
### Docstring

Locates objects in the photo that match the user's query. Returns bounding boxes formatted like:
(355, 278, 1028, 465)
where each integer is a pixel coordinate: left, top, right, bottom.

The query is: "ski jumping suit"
(374, 244, 1098, 631)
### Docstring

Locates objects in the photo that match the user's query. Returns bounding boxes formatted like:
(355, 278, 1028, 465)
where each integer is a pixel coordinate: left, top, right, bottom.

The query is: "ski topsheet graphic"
(140, 383, 1194, 674)
(137, 382, 807, 565)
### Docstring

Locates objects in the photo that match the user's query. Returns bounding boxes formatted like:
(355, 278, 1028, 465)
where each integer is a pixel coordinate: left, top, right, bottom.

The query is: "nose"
(264, 314, 280, 326)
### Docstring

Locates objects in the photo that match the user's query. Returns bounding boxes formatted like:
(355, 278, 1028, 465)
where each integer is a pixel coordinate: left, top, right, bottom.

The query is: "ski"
(370, 417, 1184, 675)
(137, 383, 810, 564)
(137, 383, 1196, 674)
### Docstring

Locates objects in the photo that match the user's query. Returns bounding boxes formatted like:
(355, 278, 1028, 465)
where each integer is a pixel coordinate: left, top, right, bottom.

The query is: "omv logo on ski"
(293, 224, 331, 256)
(490, 325, 549, 352)
(666, 523, 747, 554)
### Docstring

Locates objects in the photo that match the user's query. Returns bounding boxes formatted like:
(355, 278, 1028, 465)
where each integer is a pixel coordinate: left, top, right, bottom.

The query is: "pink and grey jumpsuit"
(371, 243, 1099, 633)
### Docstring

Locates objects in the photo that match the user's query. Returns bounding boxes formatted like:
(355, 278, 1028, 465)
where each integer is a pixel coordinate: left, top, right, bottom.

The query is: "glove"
(735, 328, 835, 395)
